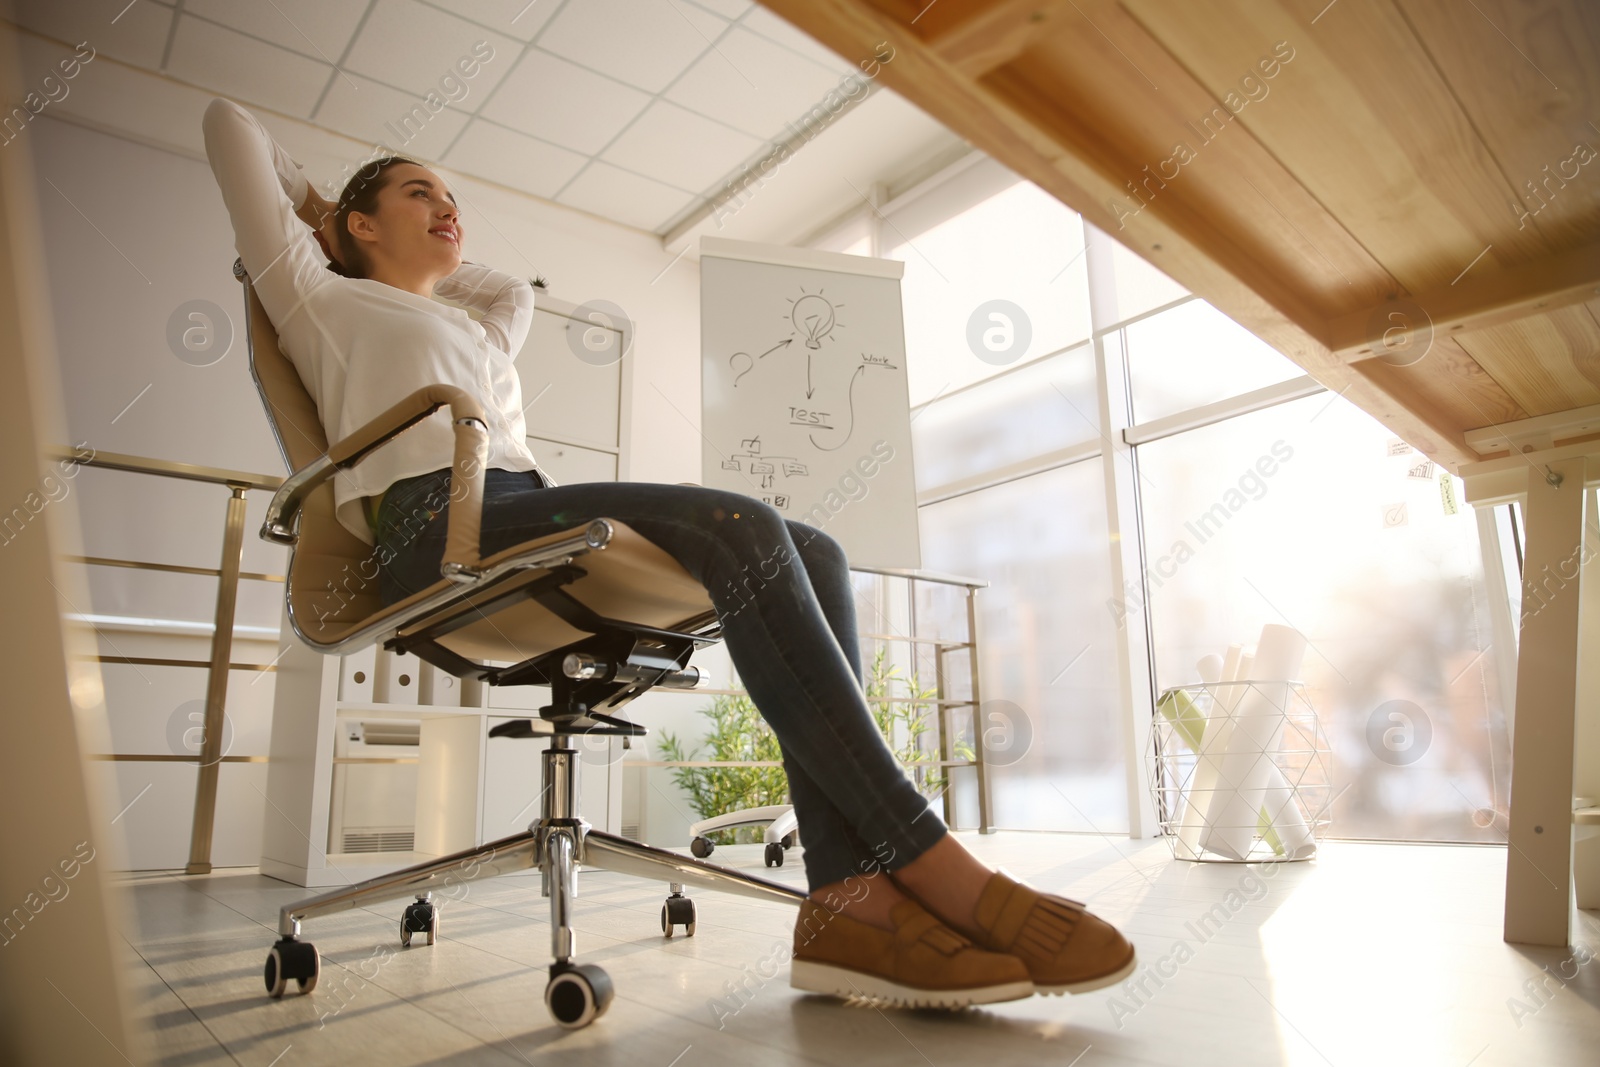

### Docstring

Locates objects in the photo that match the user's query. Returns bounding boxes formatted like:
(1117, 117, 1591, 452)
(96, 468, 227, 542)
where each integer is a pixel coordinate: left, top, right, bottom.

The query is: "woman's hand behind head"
(316, 210, 343, 269)
(294, 188, 345, 269)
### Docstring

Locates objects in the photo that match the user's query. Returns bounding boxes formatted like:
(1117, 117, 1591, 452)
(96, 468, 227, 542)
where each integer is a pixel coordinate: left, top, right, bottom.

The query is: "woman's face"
(348, 163, 463, 278)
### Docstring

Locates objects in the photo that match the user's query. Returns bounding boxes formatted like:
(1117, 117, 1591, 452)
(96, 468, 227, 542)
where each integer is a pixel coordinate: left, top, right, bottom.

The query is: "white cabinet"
(262, 625, 628, 888)
(371, 647, 422, 703)
(516, 293, 631, 484)
(528, 436, 617, 485)
(519, 299, 622, 449)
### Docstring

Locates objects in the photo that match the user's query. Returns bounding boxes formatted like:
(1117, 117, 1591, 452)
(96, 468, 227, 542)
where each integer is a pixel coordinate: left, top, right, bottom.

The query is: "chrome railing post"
(185, 484, 251, 874)
(965, 583, 992, 834)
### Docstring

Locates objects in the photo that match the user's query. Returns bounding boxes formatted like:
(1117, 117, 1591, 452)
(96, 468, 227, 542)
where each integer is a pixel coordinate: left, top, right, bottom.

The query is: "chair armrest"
(261, 384, 492, 583)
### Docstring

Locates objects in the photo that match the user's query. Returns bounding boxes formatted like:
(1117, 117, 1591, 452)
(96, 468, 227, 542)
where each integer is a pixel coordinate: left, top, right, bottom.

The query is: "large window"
(918, 460, 1128, 832)
(1131, 390, 1512, 842)
(877, 165, 1124, 832)
(882, 170, 1091, 407)
(1125, 298, 1305, 422)
(808, 151, 1518, 847)
(909, 342, 1097, 493)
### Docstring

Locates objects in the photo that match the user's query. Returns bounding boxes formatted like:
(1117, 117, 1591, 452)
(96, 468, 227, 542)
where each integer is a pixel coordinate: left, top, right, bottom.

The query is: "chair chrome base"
(261, 733, 808, 1028)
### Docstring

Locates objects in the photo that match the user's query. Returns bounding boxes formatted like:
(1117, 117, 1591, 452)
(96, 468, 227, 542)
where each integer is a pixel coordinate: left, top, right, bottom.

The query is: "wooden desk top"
(759, 0, 1600, 474)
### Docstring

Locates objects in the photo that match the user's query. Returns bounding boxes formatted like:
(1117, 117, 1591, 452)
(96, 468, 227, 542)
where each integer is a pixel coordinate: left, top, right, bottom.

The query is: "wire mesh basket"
(1148, 679, 1334, 863)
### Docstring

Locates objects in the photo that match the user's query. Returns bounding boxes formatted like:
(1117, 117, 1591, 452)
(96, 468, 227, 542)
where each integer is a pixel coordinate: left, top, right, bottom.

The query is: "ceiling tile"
(740, 6, 855, 75)
(477, 48, 649, 156)
(9, 0, 174, 69)
(665, 26, 848, 139)
(443, 120, 587, 199)
(685, 0, 752, 18)
(341, 0, 519, 105)
(538, 0, 727, 94)
(601, 100, 761, 194)
(417, 0, 559, 42)
(316, 71, 471, 162)
(8, 0, 946, 247)
(13, 34, 234, 174)
(165, 16, 329, 119)
(182, 0, 368, 64)
(556, 160, 696, 232)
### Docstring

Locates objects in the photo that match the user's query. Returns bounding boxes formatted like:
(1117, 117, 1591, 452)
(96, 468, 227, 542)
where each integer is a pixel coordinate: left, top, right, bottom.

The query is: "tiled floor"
(117, 833, 1600, 1066)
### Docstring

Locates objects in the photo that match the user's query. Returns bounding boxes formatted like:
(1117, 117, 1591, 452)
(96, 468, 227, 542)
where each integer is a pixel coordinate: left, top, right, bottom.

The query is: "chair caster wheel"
(781, 831, 796, 849)
(545, 962, 613, 1029)
(400, 896, 439, 947)
(690, 836, 714, 858)
(764, 841, 784, 867)
(661, 894, 696, 937)
(263, 937, 320, 998)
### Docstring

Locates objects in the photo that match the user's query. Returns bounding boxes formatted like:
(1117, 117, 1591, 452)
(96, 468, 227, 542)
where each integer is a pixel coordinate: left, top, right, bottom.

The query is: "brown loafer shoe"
(902, 868, 1137, 996)
(789, 896, 1034, 1008)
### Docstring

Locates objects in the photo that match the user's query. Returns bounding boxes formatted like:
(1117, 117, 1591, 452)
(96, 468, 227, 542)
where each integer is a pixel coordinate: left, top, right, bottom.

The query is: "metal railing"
(49, 445, 284, 875)
(859, 565, 992, 832)
(50, 447, 998, 868)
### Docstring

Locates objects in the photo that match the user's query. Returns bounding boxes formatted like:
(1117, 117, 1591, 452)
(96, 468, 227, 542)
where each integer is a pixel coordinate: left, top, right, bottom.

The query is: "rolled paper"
(1192, 650, 1255, 859)
(1180, 651, 1255, 853)
(1162, 655, 1226, 754)
(1217, 645, 1244, 709)
(1200, 625, 1308, 860)
(1157, 688, 1206, 752)
(1223, 652, 1254, 714)
(1210, 757, 1317, 860)
(1157, 654, 1228, 757)
(1175, 644, 1246, 857)
(1260, 774, 1316, 859)
(1257, 799, 1285, 856)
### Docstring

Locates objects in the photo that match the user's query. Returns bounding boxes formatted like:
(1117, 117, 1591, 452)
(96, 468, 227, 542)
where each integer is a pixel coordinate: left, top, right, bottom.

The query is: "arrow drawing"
(731, 338, 793, 387)
(809, 365, 864, 452)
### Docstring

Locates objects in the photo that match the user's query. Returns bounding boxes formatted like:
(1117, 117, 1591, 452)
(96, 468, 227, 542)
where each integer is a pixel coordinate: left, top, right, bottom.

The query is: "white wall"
(20, 42, 722, 866)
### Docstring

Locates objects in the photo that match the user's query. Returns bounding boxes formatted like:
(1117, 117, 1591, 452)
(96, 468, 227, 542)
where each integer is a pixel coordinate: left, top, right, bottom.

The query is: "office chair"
(234, 261, 807, 1029)
(690, 805, 799, 867)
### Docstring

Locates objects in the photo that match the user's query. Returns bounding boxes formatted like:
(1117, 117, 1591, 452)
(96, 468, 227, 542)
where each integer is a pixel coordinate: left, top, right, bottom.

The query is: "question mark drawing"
(730, 351, 753, 386)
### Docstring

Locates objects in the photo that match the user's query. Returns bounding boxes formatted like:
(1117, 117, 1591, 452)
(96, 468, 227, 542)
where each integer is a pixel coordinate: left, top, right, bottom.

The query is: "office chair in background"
(234, 261, 808, 1029)
(690, 805, 800, 867)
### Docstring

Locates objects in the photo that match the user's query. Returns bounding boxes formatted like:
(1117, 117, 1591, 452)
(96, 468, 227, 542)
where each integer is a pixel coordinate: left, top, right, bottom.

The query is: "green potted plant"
(658, 647, 974, 844)
(658, 692, 788, 845)
(863, 645, 975, 799)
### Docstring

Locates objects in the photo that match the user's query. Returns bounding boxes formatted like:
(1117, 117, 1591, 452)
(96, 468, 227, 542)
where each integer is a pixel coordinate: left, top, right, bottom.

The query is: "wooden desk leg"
(1575, 488, 1600, 912)
(1504, 460, 1585, 946)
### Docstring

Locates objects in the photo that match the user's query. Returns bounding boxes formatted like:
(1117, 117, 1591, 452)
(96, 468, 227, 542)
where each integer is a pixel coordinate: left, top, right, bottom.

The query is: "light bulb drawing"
(787, 288, 840, 350)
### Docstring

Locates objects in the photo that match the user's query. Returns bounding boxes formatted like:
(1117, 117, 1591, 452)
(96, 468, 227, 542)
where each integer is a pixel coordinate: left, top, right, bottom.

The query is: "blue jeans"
(373, 467, 949, 893)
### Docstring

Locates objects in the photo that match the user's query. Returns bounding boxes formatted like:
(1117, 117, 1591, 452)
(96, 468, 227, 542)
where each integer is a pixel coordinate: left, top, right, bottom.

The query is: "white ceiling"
(9, 0, 959, 237)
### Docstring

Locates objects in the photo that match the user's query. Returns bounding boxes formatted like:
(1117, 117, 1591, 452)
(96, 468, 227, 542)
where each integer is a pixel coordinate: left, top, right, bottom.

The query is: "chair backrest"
(237, 264, 391, 636)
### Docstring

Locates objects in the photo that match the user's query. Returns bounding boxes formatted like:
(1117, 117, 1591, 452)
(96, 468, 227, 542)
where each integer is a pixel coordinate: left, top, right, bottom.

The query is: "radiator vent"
(620, 823, 641, 841)
(342, 829, 415, 853)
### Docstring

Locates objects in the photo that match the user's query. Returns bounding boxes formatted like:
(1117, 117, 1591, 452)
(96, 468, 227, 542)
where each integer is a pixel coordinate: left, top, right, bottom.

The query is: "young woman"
(203, 96, 1135, 1009)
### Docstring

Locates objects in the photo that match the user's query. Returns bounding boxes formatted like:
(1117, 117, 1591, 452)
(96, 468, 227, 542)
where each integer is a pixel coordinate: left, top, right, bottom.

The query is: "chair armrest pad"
(264, 384, 489, 581)
(326, 384, 485, 467)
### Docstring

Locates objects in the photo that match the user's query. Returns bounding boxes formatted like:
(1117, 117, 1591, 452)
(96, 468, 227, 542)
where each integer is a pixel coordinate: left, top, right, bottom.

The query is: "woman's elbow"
(202, 96, 240, 130)
(201, 97, 248, 153)
(511, 279, 536, 323)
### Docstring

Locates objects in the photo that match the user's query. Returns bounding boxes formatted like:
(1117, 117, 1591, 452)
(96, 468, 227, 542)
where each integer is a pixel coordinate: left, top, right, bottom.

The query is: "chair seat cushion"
(296, 519, 715, 665)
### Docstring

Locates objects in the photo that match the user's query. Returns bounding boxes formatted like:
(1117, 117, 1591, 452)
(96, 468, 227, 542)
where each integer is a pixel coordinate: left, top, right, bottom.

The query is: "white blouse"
(201, 96, 545, 547)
